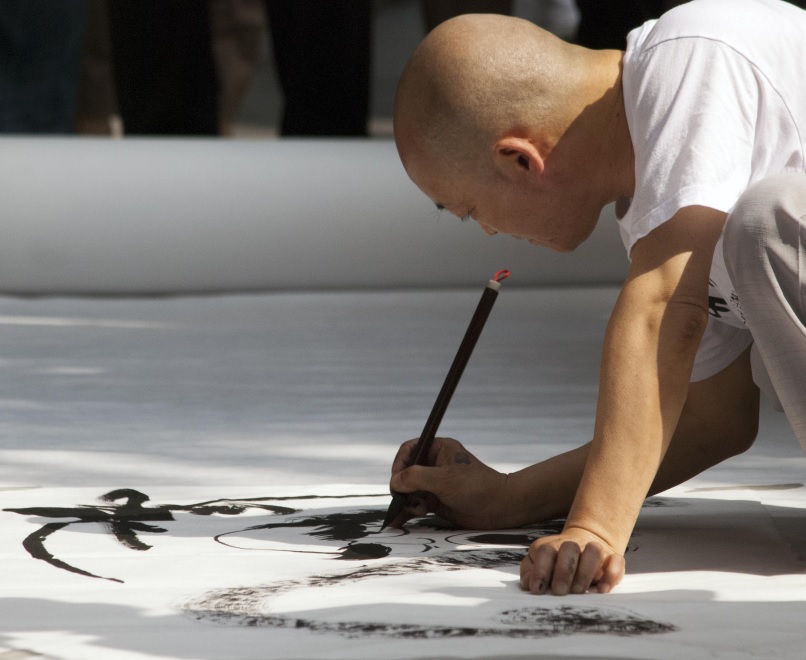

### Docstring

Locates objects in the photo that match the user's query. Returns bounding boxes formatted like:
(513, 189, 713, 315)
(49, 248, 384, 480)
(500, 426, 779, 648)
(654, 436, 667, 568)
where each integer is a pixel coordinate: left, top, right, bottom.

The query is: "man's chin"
(528, 237, 577, 253)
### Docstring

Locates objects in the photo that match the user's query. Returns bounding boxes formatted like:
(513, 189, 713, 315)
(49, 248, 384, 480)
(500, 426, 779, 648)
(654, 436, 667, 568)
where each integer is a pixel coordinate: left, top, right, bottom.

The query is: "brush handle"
(381, 274, 508, 530)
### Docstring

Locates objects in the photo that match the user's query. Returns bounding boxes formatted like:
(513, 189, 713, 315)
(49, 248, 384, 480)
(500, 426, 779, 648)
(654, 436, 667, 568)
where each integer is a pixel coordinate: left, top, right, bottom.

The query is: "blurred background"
(3, 0, 805, 294)
(1, 0, 711, 139)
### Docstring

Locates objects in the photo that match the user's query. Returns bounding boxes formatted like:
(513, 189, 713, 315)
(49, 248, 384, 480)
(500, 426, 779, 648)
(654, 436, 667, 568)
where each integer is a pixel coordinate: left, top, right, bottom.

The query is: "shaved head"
(394, 14, 584, 176)
(392, 13, 633, 253)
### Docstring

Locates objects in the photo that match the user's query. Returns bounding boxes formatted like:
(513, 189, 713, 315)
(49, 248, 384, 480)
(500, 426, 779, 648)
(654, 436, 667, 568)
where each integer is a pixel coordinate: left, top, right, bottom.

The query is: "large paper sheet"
(1, 289, 804, 659)
(3, 485, 805, 659)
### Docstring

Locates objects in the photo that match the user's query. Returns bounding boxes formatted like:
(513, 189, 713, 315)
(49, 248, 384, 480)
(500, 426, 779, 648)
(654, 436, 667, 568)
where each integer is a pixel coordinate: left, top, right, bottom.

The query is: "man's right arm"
(389, 345, 759, 528)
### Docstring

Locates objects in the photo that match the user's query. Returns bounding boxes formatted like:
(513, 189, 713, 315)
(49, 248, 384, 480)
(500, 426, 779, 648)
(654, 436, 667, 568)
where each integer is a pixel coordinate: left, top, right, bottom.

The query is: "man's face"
(405, 153, 596, 253)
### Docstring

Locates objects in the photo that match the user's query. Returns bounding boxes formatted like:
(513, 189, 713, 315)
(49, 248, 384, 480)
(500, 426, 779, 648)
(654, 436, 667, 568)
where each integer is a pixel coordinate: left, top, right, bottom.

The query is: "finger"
(570, 542, 605, 594)
(403, 493, 430, 517)
(385, 490, 433, 529)
(527, 542, 558, 595)
(550, 541, 581, 596)
(387, 509, 415, 529)
(390, 439, 421, 475)
(519, 553, 532, 591)
(593, 554, 626, 594)
(429, 437, 463, 464)
(390, 464, 445, 497)
(388, 495, 428, 528)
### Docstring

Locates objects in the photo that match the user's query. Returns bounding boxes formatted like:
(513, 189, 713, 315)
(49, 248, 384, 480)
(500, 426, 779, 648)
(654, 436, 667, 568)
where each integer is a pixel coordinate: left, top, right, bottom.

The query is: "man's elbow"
(662, 300, 710, 356)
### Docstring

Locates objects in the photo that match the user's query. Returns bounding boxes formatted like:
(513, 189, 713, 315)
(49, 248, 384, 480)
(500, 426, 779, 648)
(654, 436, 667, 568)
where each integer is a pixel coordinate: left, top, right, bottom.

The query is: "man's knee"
(723, 172, 806, 289)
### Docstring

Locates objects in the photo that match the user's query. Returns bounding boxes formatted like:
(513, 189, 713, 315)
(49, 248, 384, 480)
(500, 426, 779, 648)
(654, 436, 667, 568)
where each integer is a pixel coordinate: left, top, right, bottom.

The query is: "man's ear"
(493, 137, 545, 182)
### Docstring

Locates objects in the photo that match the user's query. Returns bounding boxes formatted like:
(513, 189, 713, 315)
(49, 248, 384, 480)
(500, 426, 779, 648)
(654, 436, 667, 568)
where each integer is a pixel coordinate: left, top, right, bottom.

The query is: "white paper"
(2, 485, 806, 660)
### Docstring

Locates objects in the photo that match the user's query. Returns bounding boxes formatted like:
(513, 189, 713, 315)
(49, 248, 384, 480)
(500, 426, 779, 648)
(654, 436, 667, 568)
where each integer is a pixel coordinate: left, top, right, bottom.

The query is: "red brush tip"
(493, 269, 511, 283)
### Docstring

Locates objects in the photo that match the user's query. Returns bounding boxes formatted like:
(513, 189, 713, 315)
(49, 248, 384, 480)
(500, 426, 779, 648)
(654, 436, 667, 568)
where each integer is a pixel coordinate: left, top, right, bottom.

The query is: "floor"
(0, 287, 804, 659)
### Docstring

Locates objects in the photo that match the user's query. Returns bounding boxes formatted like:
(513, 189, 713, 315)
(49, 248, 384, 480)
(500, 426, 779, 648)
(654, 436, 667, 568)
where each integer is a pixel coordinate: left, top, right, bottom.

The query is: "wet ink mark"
(186, 542, 675, 640)
(336, 542, 392, 560)
(20, 520, 126, 584)
(3, 490, 388, 582)
(642, 497, 691, 508)
(213, 508, 403, 561)
(446, 518, 565, 548)
(186, 580, 676, 639)
(6, 488, 672, 641)
(5, 489, 180, 583)
(185, 608, 675, 639)
(174, 508, 668, 638)
(185, 546, 534, 621)
(222, 508, 386, 544)
(498, 606, 677, 636)
(466, 533, 537, 546)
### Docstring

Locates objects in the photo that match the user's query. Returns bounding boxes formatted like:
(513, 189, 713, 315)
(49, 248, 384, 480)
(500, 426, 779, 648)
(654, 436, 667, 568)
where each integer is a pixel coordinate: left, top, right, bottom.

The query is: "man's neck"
(589, 50, 635, 205)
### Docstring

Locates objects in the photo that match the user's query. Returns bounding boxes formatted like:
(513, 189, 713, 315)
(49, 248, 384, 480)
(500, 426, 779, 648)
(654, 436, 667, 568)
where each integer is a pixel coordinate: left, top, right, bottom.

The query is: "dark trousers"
(107, 0, 219, 135)
(576, 1, 806, 50)
(575, 0, 664, 49)
(0, 0, 87, 133)
(266, 0, 372, 136)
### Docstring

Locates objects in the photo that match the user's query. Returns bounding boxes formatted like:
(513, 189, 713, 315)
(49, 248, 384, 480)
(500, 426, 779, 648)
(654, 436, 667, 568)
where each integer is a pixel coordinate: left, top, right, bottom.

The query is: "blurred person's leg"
(266, 0, 371, 136)
(0, 0, 87, 133)
(210, 0, 265, 136)
(108, 0, 218, 135)
(75, 0, 119, 135)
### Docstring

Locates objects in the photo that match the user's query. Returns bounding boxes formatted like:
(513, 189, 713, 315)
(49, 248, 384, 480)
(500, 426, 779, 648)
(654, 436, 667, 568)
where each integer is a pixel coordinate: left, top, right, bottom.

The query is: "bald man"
(389, 0, 806, 596)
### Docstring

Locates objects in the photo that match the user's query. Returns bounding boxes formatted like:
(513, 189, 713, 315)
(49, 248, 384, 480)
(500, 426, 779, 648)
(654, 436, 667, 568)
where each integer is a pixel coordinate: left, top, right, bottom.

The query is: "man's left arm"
(520, 205, 728, 595)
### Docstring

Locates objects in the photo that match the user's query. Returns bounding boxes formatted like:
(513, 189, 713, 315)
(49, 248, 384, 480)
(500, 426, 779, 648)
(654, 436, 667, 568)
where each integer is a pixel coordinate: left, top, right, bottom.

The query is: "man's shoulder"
(631, 0, 805, 57)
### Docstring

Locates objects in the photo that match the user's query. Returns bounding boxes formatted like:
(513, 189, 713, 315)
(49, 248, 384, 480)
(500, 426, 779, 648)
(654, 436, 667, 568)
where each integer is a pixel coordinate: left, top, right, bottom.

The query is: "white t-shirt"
(620, 0, 806, 381)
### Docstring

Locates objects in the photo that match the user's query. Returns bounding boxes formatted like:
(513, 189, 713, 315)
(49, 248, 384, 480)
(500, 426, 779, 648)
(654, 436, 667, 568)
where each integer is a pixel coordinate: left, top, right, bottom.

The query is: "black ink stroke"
(6, 490, 654, 586)
(187, 605, 675, 639)
(3, 489, 388, 582)
(185, 550, 676, 639)
(186, 547, 534, 618)
(185, 544, 675, 639)
(213, 508, 401, 561)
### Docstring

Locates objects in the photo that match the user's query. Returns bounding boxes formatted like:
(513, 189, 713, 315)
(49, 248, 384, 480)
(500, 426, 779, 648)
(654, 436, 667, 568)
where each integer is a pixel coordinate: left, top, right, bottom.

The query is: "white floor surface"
(0, 287, 804, 659)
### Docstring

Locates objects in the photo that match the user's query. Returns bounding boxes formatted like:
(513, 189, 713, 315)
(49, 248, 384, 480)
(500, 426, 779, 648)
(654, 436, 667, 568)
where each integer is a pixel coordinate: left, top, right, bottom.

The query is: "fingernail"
(553, 581, 569, 596)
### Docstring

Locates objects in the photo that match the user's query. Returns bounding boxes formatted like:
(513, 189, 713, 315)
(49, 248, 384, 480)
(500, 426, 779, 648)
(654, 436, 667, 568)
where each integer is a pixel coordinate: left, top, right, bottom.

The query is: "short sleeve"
(620, 36, 760, 253)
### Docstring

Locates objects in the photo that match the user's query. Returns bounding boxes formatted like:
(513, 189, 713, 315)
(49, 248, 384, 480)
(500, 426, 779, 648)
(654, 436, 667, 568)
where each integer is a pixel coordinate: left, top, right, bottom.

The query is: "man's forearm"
(503, 445, 589, 526)
(501, 344, 756, 530)
(563, 287, 709, 551)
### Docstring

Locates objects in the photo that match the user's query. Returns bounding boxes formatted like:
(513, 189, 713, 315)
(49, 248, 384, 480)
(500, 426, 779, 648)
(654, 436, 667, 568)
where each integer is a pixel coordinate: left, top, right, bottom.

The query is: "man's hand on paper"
(520, 527, 626, 595)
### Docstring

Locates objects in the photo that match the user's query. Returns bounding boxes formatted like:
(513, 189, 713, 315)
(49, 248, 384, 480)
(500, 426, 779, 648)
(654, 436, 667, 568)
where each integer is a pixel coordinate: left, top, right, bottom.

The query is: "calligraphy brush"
(380, 269, 511, 530)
